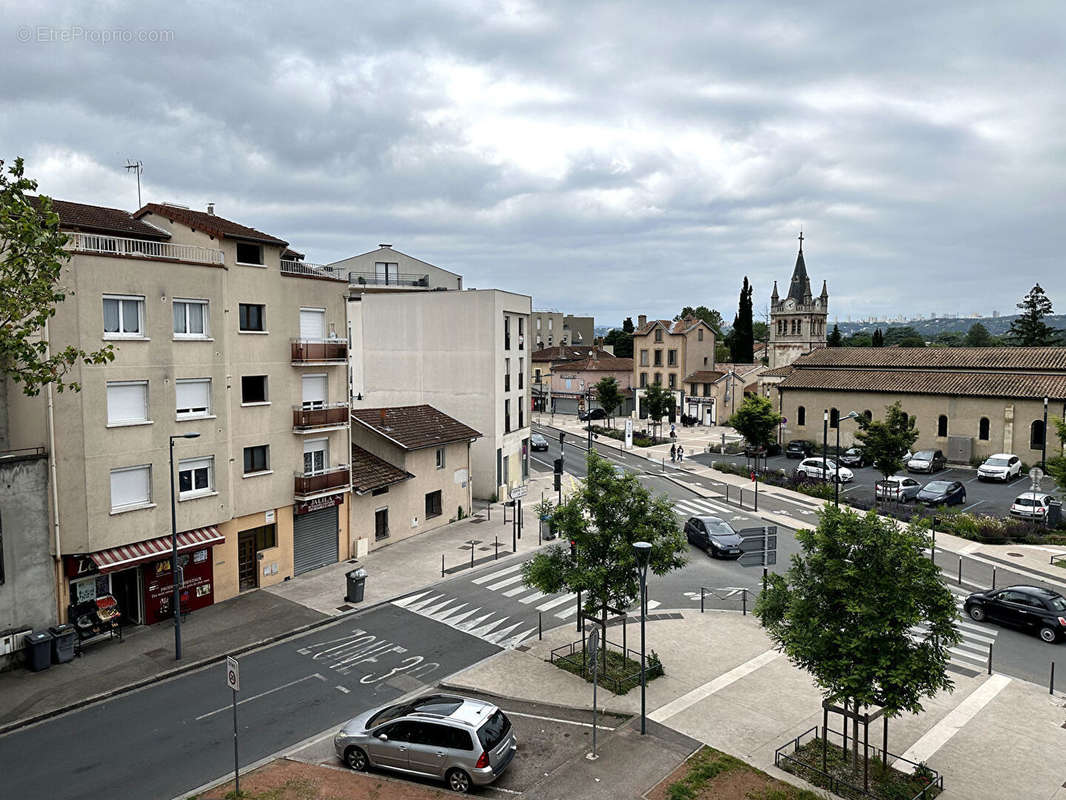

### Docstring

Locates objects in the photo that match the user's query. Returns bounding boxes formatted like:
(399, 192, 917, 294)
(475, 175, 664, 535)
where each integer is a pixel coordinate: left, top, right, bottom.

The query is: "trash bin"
(1047, 500, 1062, 528)
(24, 631, 53, 672)
(346, 567, 368, 603)
(545, 517, 557, 540)
(49, 624, 77, 664)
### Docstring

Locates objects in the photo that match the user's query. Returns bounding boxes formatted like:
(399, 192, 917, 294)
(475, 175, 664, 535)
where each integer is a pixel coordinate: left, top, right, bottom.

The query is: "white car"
(1010, 492, 1055, 519)
(875, 475, 922, 502)
(978, 454, 1022, 482)
(796, 457, 853, 483)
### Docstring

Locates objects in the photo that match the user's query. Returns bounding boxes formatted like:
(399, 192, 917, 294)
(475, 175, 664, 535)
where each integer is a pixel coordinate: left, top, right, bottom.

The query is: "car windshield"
(477, 709, 510, 750)
(705, 521, 735, 537)
(913, 451, 934, 459)
(985, 457, 1009, 467)
(367, 696, 463, 728)
(925, 481, 951, 491)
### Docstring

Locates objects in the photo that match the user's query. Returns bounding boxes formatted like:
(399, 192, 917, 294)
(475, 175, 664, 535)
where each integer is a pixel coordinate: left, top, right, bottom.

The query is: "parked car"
(334, 694, 518, 793)
(906, 449, 946, 473)
(530, 433, 549, 452)
(1010, 491, 1055, 520)
(785, 440, 815, 459)
(684, 516, 744, 559)
(964, 585, 1066, 643)
(875, 475, 922, 502)
(977, 453, 1022, 482)
(796, 457, 853, 483)
(578, 408, 607, 421)
(838, 447, 865, 468)
(916, 480, 967, 506)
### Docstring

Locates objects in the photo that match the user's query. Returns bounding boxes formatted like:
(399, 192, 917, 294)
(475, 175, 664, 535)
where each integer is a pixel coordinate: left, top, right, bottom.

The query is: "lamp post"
(1042, 396, 1049, 470)
(169, 432, 201, 660)
(633, 541, 652, 735)
(822, 409, 829, 484)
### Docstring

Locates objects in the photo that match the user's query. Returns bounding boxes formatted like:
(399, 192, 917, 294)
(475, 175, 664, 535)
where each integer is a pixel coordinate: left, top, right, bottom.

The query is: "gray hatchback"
(334, 694, 517, 793)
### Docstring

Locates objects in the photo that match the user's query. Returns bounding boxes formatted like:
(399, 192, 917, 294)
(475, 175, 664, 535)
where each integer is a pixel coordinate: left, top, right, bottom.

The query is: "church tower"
(768, 233, 828, 369)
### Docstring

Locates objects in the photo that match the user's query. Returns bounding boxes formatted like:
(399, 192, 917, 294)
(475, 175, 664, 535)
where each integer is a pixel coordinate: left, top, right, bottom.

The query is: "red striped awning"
(89, 527, 225, 573)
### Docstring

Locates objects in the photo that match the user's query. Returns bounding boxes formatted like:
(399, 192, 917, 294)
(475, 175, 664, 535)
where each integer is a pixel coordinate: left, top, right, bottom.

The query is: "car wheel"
(968, 605, 986, 622)
(446, 768, 473, 793)
(344, 746, 369, 772)
(1040, 626, 1059, 644)
(797, 470, 807, 479)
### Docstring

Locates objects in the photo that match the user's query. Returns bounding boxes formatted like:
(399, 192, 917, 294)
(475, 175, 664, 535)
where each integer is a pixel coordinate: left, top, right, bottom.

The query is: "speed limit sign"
(226, 656, 240, 691)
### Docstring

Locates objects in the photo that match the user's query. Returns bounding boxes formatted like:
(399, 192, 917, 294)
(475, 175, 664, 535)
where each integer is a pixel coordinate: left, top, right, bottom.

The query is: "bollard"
(441, 553, 445, 577)
(662, 457, 666, 472)
(987, 642, 993, 675)
(471, 543, 475, 569)
(1051, 662, 1056, 696)
(700, 587, 705, 613)
(992, 565, 997, 590)
(739, 488, 744, 509)
(539, 611, 543, 640)
(958, 555, 962, 586)
(725, 485, 730, 504)
(742, 589, 747, 616)
(487, 502, 491, 522)
(495, 537, 499, 560)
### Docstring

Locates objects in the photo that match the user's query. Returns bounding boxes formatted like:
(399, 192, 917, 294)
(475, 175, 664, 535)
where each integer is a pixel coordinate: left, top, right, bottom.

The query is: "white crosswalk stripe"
(673, 497, 745, 519)
(471, 563, 524, 585)
(908, 585, 998, 671)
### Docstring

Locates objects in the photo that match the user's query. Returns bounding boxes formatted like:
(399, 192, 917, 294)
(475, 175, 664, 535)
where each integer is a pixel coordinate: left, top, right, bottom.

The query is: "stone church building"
(768, 234, 828, 369)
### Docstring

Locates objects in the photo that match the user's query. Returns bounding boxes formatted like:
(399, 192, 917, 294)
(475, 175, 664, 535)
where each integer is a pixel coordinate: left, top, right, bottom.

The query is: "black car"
(785, 440, 815, 459)
(578, 408, 607, 421)
(530, 433, 549, 451)
(684, 516, 743, 559)
(964, 585, 1066, 643)
(916, 480, 966, 506)
(838, 447, 865, 468)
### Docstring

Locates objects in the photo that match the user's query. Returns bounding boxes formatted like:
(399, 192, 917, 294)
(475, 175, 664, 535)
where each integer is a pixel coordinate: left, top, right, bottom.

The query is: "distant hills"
(835, 315, 1066, 338)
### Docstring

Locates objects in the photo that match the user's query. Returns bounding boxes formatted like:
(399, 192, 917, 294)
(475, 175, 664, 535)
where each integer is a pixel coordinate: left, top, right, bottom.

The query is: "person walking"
(670, 443, 677, 463)
(677, 444, 684, 463)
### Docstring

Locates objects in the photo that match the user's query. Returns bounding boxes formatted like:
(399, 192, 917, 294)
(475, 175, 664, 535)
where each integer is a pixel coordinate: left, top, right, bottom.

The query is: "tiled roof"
(760, 365, 794, 378)
(551, 354, 633, 372)
(777, 368, 1066, 401)
(531, 345, 609, 362)
(792, 347, 1066, 372)
(634, 317, 708, 336)
(134, 203, 288, 246)
(29, 196, 170, 239)
(683, 370, 725, 384)
(350, 445, 413, 493)
(352, 405, 482, 450)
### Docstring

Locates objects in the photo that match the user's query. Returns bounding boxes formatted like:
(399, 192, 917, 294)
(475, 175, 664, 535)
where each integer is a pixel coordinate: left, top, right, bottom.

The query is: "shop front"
(292, 494, 343, 575)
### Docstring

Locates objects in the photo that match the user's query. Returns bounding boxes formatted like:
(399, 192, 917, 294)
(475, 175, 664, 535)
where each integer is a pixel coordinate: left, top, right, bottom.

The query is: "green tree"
(727, 394, 782, 454)
(1, 157, 114, 394)
(522, 450, 687, 672)
(604, 327, 633, 358)
(752, 320, 768, 344)
(675, 305, 723, 335)
(853, 402, 919, 503)
(826, 324, 843, 347)
(883, 326, 925, 347)
(933, 331, 964, 347)
(642, 381, 673, 441)
(964, 322, 992, 347)
(730, 277, 754, 363)
(842, 331, 873, 347)
(1009, 284, 1060, 346)
(756, 505, 960, 767)
(871, 328, 884, 347)
(622, 316, 634, 334)
(594, 376, 622, 428)
(714, 341, 731, 364)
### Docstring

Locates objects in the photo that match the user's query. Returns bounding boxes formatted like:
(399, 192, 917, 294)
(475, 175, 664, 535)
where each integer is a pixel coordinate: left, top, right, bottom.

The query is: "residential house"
(549, 353, 634, 416)
(327, 244, 462, 292)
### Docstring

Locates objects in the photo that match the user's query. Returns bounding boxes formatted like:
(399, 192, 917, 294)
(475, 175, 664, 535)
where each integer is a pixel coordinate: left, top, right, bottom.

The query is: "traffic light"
(559, 432, 565, 446)
(553, 458, 563, 474)
(570, 539, 577, 558)
(554, 473, 561, 492)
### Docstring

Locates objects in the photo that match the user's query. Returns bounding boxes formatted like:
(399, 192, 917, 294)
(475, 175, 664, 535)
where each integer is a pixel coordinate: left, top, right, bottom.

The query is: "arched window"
(863, 410, 873, 421)
(798, 406, 806, 426)
(830, 408, 839, 429)
(979, 417, 990, 441)
(937, 415, 948, 437)
(1031, 419, 1045, 450)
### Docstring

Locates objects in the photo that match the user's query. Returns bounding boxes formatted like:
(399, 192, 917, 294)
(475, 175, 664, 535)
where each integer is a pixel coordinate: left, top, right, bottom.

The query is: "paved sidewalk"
(443, 610, 1066, 800)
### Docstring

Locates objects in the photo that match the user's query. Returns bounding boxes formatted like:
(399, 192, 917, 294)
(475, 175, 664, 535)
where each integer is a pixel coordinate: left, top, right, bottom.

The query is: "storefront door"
(237, 532, 258, 591)
(110, 568, 143, 625)
(292, 504, 339, 575)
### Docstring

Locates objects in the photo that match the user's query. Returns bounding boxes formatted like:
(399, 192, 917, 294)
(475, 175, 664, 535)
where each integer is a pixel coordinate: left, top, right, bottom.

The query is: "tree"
(883, 326, 925, 347)
(594, 376, 622, 428)
(843, 332, 873, 347)
(752, 320, 768, 344)
(853, 401, 919, 503)
(932, 331, 964, 347)
(522, 450, 687, 673)
(675, 305, 723, 335)
(727, 394, 782, 456)
(642, 381, 673, 441)
(622, 316, 634, 334)
(872, 328, 884, 347)
(603, 327, 633, 358)
(714, 341, 731, 364)
(730, 277, 754, 363)
(1009, 284, 1060, 346)
(826, 324, 843, 347)
(1, 157, 114, 395)
(964, 322, 992, 347)
(756, 505, 960, 769)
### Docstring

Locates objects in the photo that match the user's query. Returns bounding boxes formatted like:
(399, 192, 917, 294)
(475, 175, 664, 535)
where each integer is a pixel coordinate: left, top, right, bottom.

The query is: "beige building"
(775, 347, 1066, 463)
(631, 315, 717, 392)
(531, 312, 595, 349)
(5, 199, 352, 626)
(326, 244, 462, 291)
(349, 405, 479, 552)
(768, 235, 828, 369)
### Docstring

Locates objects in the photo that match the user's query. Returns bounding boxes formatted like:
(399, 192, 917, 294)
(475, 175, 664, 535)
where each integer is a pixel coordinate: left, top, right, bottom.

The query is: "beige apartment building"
(631, 315, 717, 392)
(328, 244, 462, 291)
(4, 199, 352, 627)
(531, 312, 595, 349)
(775, 347, 1066, 463)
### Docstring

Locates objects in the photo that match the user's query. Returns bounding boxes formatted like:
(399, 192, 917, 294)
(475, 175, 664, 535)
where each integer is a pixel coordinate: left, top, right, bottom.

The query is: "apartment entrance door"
(238, 531, 258, 591)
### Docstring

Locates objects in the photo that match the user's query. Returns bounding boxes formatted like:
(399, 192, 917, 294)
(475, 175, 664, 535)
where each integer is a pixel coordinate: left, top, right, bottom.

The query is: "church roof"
(787, 246, 809, 303)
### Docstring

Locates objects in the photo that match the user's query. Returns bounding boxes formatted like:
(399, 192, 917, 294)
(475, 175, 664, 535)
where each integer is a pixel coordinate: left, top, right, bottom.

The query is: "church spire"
(786, 232, 809, 304)
(771, 280, 779, 303)
(820, 279, 828, 299)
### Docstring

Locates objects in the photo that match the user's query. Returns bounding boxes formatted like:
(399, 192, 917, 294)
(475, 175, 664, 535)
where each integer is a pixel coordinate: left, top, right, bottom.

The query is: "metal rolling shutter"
(292, 506, 339, 575)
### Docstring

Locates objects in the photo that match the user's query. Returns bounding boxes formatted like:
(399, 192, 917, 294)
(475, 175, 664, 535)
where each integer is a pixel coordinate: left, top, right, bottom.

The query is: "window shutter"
(107, 382, 147, 424)
(299, 309, 326, 340)
(301, 375, 327, 405)
(176, 379, 210, 414)
(111, 466, 150, 509)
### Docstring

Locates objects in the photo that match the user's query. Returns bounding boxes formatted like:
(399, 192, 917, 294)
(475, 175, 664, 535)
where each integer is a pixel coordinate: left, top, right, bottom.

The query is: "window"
(536, 317, 541, 330)
(654, 328, 663, 343)
(937, 415, 948, 437)
(518, 358, 524, 389)
(698, 328, 704, 341)
(519, 397, 524, 428)
(654, 373, 662, 385)
(654, 350, 663, 367)
(797, 406, 806, 426)
(979, 417, 990, 441)
(235, 241, 263, 265)
(435, 447, 446, 469)
(1031, 419, 1045, 450)
(505, 358, 511, 392)
(864, 410, 873, 421)
(303, 439, 328, 474)
(176, 378, 211, 419)
(425, 490, 442, 518)
(668, 374, 677, 389)
(702, 382, 711, 396)
(299, 308, 326, 340)
(518, 317, 524, 349)
(640, 349, 649, 366)
(178, 456, 213, 497)
(371, 487, 388, 496)
(239, 303, 266, 332)
(103, 295, 145, 338)
(505, 399, 511, 433)
(375, 508, 389, 540)
(111, 465, 151, 511)
(173, 299, 209, 338)
(243, 445, 270, 475)
(106, 381, 149, 425)
(242, 375, 268, 404)
(829, 408, 839, 429)
(241, 523, 276, 551)
(640, 372, 647, 388)
(668, 349, 677, 367)
(301, 374, 327, 409)
(504, 316, 511, 350)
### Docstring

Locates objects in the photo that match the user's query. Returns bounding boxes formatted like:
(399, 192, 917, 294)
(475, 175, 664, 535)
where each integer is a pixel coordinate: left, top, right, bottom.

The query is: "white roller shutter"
(176, 379, 211, 417)
(301, 375, 327, 408)
(107, 382, 148, 424)
(299, 308, 326, 340)
(111, 466, 151, 510)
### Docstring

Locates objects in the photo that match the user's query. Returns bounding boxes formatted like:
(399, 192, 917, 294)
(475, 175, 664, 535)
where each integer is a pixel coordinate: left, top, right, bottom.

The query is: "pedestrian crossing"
(393, 561, 662, 649)
(909, 584, 997, 672)
(672, 496, 749, 522)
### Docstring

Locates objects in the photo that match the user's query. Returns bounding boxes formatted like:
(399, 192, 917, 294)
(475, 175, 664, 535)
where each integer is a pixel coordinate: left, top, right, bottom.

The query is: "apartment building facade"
(631, 315, 717, 391)
(328, 244, 462, 291)
(4, 199, 352, 628)
(531, 312, 595, 349)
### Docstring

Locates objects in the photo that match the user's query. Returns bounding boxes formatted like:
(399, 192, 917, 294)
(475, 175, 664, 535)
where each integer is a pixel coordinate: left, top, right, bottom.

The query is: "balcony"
(294, 465, 351, 500)
(291, 339, 347, 364)
(348, 271, 429, 288)
(293, 403, 350, 432)
(281, 259, 348, 282)
(66, 232, 224, 266)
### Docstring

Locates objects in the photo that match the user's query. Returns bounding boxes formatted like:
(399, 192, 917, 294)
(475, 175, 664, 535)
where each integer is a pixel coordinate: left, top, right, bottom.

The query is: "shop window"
(243, 445, 270, 475)
(173, 299, 209, 338)
(937, 415, 948, 437)
(436, 447, 446, 469)
(797, 406, 806, 426)
(178, 456, 214, 498)
(238, 303, 266, 332)
(425, 490, 442, 519)
(111, 465, 151, 511)
(1030, 419, 1045, 450)
(235, 241, 263, 265)
(176, 378, 211, 419)
(241, 375, 268, 404)
(0, 511, 5, 585)
(979, 417, 990, 441)
(103, 294, 145, 338)
(106, 381, 149, 426)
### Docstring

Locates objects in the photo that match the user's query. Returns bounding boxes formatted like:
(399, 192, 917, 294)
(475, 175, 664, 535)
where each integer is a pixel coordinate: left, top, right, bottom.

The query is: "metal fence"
(549, 636, 663, 695)
(698, 586, 751, 615)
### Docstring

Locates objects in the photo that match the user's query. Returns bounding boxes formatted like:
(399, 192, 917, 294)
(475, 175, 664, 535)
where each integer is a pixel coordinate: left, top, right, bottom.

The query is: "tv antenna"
(124, 160, 143, 208)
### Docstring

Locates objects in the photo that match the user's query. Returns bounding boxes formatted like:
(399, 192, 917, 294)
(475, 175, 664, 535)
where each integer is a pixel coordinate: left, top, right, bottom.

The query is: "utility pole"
(124, 160, 143, 208)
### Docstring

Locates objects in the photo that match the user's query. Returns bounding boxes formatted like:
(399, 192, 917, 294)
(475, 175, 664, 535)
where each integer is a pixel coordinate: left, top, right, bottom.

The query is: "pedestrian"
(670, 443, 677, 462)
(677, 445, 684, 463)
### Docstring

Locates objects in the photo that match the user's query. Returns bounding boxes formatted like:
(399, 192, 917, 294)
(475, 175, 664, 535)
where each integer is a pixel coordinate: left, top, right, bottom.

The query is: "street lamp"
(834, 411, 861, 506)
(1042, 396, 1049, 470)
(170, 432, 200, 660)
(633, 540, 652, 735)
(822, 409, 829, 484)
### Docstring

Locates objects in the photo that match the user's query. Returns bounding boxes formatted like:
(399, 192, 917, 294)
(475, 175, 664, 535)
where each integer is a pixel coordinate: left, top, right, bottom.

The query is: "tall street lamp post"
(822, 409, 829, 484)
(834, 411, 861, 506)
(633, 540, 652, 735)
(170, 432, 200, 660)
(1042, 396, 1049, 470)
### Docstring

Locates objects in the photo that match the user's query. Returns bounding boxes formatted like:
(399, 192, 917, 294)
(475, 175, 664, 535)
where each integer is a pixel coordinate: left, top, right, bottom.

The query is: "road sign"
(736, 526, 777, 567)
(226, 656, 240, 691)
(1030, 467, 1045, 490)
(587, 627, 599, 666)
(509, 484, 528, 500)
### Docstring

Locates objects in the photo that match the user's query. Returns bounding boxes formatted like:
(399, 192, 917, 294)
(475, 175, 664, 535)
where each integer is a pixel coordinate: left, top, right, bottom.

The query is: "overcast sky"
(3, 1, 1064, 327)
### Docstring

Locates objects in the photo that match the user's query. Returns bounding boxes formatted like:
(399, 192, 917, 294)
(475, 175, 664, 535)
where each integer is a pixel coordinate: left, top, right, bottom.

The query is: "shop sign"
(294, 493, 345, 516)
(143, 549, 214, 625)
(65, 555, 100, 579)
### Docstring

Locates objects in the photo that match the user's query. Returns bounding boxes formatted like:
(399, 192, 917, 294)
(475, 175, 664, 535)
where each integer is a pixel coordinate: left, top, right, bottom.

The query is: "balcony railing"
(291, 339, 348, 363)
(66, 232, 224, 266)
(293, 403, 350, 431)
(280, 259, 348, 282)
(294, 465, 351, 499)
(348, 271, 429, 288)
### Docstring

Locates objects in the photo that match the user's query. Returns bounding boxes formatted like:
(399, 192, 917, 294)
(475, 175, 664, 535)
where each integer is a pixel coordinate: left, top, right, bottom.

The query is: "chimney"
(379, 408, 387, 426)
(206, 203, 215, 215)
(379, 243, 392, 249)
(638, 314, 647, 328)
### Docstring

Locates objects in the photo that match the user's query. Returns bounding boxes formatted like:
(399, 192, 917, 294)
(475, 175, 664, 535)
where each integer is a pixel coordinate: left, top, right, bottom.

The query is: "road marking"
(488, 574, 525, 591)
(536, 593, 577, 612)
(336, 685, 350, 694)
(196, 673, 324, 720)
(502, 585, 530, 597)
(391, 590, 432, 609)
(519, 590, 547, 604)
(503, 710, 617, 731)
(960, 500, 985, 513)
(645, 600, 661, 611)
(839, 483, 863, 494)
(649, 650, 782, 722)
(531, 456, 555, 469)
(894, 674, 1011, 771)
(472, 563, 524, 585)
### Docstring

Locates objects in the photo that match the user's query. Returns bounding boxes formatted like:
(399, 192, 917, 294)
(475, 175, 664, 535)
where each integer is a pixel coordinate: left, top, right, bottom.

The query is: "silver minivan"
(334, 694, 517, 793)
